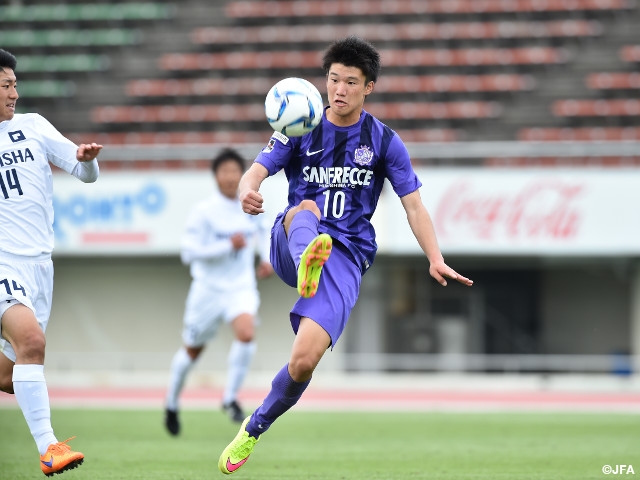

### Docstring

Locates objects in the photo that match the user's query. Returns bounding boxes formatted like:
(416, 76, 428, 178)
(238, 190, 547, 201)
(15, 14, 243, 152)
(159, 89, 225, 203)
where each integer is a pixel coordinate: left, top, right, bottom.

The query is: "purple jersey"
(256, 108, 422, 273)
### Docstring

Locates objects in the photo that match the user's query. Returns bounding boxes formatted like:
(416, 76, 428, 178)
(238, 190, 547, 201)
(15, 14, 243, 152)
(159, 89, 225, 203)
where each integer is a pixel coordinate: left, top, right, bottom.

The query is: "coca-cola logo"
(434, 179, 584, 242)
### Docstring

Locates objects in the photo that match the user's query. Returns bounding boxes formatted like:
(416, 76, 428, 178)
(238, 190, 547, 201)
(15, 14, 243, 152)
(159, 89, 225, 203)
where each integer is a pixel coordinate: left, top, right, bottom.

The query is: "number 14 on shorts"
(1, 278, 26, 297)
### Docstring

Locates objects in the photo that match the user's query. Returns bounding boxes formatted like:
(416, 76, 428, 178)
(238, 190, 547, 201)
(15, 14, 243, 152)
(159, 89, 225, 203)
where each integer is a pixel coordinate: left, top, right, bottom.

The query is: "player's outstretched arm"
(76, 142, 103, 162)
(239, 163, 269, 215)
(400, 190, 473, 287)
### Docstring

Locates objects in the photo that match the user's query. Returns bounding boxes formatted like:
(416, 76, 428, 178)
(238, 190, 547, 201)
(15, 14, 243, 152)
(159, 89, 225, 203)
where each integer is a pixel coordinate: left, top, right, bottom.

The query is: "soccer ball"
(265, 77, 323, 137)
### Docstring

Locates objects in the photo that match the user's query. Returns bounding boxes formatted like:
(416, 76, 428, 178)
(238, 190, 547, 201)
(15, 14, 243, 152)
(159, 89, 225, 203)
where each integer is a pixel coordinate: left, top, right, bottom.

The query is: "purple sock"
(288, 210, 319, 268)
(246, 364, 310, 438)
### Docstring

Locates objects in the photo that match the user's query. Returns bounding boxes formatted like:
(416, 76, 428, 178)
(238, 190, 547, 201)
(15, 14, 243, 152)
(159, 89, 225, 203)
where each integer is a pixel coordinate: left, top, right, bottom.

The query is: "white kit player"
(0, 49, 102, 476)
(164, 147, 273, 435)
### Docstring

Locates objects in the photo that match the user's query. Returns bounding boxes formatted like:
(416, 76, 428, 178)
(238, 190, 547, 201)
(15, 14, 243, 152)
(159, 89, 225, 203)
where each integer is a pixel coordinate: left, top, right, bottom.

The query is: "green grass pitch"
(0, 408, 638, 479)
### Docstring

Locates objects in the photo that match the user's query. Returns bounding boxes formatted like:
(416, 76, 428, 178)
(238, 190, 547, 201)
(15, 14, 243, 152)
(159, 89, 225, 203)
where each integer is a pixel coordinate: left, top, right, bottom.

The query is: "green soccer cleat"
(218, 416, 260, 475)
(297, 233, 332, 298)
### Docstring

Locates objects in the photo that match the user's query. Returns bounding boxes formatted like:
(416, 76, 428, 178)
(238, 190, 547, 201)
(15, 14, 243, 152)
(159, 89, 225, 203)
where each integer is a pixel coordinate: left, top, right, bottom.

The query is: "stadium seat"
(375, 74, 536, 93)
(126, 74, 534, 98)
(15, 54, 110, 73)
(91, 101, 500, 124)
(620, 45, 640, 63)
(586, 73, 640, 90)
(0, 3, 175, 22)
(366, 101, 502, 119)
(65, 128, 460, 146)
(225, 0, 633, 17)
(126, 78, 276, 97)
(18, 54, 111, 74)
(18, 80, 76, 98)
(518, 127, 640, 141)
(65, 131, 271, 146)
(552, 99, 640, 116)
(190, 20, 602, 45)
(0, 29, 141, 48)
(159, 47, 567, 71)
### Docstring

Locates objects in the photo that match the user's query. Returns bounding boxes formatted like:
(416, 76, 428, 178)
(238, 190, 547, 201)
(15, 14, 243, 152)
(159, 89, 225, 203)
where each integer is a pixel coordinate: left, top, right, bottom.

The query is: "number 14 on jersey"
(0, 168, 23, 199)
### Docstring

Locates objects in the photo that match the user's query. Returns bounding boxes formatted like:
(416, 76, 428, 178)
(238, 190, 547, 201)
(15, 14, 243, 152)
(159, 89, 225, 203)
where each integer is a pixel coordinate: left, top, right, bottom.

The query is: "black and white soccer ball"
(265, 77, 323, 137)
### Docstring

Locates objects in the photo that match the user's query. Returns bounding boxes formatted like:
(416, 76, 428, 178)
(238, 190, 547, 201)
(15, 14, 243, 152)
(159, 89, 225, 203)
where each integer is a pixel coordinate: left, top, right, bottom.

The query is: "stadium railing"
(89, 140, 640, 164)
(519, 126, 640, 140)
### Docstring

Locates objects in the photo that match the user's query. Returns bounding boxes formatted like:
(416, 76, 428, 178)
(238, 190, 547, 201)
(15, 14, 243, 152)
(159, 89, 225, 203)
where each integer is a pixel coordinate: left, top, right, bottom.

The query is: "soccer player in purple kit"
(218, 36, 473, 475)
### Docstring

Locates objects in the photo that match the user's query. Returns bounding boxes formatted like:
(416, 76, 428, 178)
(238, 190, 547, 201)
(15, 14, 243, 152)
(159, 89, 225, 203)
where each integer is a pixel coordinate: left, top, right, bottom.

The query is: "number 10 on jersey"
(322, 190, 345, 219)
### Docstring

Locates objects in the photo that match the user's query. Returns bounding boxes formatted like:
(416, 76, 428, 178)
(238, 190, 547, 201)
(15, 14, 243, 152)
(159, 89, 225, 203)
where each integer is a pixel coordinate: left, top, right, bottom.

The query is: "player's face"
(0, 68, 18, 122)
(325, 63, 374, 127)
(215, 160, 243, 199)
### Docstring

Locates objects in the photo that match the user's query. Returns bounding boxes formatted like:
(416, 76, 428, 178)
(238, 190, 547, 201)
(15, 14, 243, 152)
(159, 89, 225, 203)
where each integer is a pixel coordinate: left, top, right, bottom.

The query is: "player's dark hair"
(0, 49, 17, 72)
(211, 147, 246, 174)
(322, 36, 380, 84)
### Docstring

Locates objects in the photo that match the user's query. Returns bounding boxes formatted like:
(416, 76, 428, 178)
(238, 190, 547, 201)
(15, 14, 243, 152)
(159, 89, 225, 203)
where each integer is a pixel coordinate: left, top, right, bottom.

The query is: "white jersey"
(0, 113, 98, 257)
(181, 190, 270, 291)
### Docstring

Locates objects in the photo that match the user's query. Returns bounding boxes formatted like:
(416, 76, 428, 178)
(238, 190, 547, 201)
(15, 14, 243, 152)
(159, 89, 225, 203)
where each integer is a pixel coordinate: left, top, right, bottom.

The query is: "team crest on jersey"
(262, 138, 276, 153)
(8, 130, 26, 143)
(354, 145, 373, 166)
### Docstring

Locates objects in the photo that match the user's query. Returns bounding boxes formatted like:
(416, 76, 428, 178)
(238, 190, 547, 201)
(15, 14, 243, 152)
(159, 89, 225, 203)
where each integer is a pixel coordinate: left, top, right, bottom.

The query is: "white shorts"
(0, 252, 54, 363)
(182, 282, 260, 348)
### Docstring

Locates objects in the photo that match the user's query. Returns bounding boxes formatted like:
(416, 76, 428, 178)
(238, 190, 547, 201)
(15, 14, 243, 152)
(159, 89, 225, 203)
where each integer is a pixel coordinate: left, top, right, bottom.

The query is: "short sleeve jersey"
(255, 108, 422, 272)
(0, 113, 79, 257)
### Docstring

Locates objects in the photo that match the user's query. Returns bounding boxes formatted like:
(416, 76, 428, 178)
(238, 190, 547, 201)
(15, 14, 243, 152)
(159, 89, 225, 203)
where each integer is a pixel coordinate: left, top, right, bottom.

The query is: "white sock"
(223, 340, 256, 405)
(165, 347, 195, 411)
(13, 364, 58, 455)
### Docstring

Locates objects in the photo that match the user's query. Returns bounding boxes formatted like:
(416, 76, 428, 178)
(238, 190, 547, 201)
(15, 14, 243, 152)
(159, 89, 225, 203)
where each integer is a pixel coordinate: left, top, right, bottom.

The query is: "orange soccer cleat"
(40, 437, 84, 477)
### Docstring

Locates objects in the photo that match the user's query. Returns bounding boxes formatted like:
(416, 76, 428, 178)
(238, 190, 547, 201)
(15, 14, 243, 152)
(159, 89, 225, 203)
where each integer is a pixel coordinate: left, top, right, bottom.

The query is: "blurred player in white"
(0, 49, 102, 476)
(164, 147, 273, 435)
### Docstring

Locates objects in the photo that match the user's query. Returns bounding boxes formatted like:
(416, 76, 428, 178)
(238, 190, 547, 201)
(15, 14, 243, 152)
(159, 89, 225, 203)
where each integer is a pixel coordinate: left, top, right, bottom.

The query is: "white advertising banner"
(52, 171, 212, 255)
(52, 168, 640, 256)
(378, 167, 640, 256)
(52, 170, 287, 255)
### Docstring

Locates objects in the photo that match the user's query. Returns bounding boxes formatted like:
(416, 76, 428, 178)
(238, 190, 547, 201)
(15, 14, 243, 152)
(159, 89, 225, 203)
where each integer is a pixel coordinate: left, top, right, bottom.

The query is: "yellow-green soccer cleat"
(218, 416, 260, 475)
(297, 233, 332, 298)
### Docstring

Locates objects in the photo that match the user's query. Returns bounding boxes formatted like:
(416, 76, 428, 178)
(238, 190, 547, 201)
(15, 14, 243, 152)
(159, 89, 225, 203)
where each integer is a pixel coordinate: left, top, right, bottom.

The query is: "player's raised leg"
(284, 200, 333, 298)
(297, 233, 332, 298)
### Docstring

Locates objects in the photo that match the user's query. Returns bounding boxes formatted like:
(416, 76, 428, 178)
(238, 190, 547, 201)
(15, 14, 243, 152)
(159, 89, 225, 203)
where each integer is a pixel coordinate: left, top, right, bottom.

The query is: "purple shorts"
(270, 212, 362, 347)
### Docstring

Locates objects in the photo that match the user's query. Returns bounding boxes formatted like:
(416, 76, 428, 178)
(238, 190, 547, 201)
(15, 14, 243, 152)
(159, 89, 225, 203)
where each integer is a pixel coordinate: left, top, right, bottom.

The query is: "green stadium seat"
(0, 3, 175, 22)
(17, 55, 110, 73)
(18, 80, 76, 98)
(0, 29, 141, 47)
